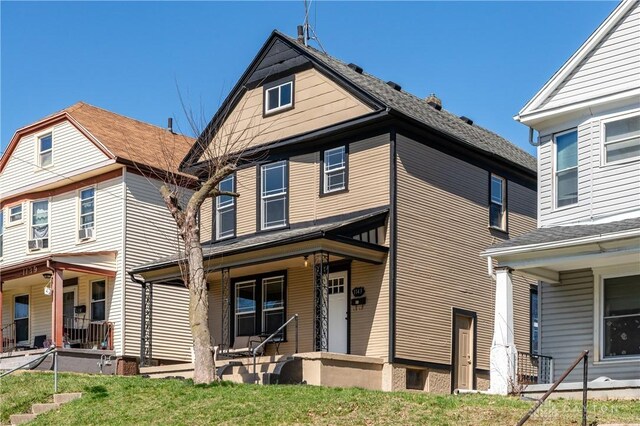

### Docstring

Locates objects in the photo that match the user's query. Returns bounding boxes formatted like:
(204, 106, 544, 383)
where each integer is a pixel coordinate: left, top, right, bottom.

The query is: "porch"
(0, 252, 117, 355)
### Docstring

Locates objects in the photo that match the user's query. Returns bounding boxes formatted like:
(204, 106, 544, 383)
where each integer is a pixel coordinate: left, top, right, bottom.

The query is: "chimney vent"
(297, 25, 304, 43)
(425, 93, 442, 110)
(167, 117, 174, 133)
(386, 81, 401, 91)
(460, 116, 473, 125)
(348, 63, 363, 74)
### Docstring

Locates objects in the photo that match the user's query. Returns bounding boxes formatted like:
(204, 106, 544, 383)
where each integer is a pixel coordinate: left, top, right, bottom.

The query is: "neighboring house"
(131, 30, 538, 393)
(484, 0, 640, 396)
(0, 102, 193, 371)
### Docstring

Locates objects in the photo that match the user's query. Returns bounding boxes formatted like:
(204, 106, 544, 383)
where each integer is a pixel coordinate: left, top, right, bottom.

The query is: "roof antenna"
(301, 0, 327, 53)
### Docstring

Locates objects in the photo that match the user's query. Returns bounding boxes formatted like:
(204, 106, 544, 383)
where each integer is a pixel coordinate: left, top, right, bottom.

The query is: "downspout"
(121, 166, 127, 357)
(528, 127, 541, 147)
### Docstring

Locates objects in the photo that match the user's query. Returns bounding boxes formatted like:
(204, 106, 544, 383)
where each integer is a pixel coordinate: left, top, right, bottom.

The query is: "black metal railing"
(517, 350, 589, 426)
(63, 316, 114, 350)
(517, 351, 553, 385)
(253, 314, 298, 384)
(1, 322, 16, 353)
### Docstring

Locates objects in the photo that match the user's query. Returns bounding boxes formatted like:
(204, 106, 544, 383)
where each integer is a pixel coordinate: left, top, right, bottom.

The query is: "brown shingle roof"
(65, 102, 194, 175)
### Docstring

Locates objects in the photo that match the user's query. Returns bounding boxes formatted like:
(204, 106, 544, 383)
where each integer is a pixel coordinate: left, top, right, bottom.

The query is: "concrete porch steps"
(9, 393, 81, 425)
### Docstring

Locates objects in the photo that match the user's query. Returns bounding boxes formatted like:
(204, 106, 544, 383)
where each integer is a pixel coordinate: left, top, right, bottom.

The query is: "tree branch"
(160, 184, 186, 230)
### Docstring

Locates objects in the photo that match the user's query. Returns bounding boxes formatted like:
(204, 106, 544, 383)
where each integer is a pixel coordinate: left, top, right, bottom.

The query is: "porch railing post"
(139, 281, 153, 367)
(221, 268, 231, 353)
(313, 252, 329, 352)
(582, 353, 588, 426)
(53, 350, 58, 393)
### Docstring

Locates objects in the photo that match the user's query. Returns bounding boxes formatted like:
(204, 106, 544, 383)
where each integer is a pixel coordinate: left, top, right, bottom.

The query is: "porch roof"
(131, 208, 389, 275)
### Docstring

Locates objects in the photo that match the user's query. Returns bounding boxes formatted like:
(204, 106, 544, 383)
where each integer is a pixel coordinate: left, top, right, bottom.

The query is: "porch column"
(489, 267, 517, 395)
(221, 268, 231, 352)
(51, 269, 64, 347)
(140, 282, 153, 367)
(0, 281, 3, 353)
(313, 252, 329, 352)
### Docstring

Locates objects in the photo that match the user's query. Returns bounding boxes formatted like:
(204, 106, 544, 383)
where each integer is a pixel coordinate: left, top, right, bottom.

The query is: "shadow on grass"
(84, 385, 109, 399)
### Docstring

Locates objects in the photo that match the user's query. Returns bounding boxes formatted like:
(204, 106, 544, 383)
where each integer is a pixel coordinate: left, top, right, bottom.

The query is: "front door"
(63, 286, 77, 326)
(328, 271, 348, 353)
(453, 314, 474, 390)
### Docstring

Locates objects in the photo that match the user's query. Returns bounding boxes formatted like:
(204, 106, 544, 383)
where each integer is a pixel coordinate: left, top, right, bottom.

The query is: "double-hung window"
(264, 80, 293, 115)
(234, 275, 286, 339)
(603, 114, 640, 164)
(530, 288, 539, 354)
(261, 161, 288, 230)
(489, 174, 506, 230)
(555, 130, 578, 208)
(91, 280, 106, 321)
(602, 274, 640, 359)
(262, 277, 285, 335)
(323, 146, 347, 193)
(9, 204, 23, 224)
(216, 174, 236, 240)
(38, 134, 53, 168)
(79, 187, 95, 240)
(30, 200, 49, 249)
(235, 281, 256, 337)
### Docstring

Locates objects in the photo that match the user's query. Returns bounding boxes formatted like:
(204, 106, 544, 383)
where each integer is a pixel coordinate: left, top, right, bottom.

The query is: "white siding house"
(0, 102, 193, 366)
(485, 0, 640, 395)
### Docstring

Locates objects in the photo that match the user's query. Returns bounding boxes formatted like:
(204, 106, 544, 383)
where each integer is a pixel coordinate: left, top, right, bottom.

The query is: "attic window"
(264, 78, 294, 115)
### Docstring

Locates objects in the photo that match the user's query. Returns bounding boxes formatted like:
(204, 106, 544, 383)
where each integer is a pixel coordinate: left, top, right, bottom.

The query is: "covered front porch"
(1, 252, 117, 356)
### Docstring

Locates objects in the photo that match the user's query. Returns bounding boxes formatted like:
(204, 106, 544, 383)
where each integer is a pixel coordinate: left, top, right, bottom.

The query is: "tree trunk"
(186, 221, 216, 384)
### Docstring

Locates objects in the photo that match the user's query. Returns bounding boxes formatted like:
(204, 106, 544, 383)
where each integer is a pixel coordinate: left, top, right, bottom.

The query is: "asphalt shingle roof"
(488, 217, 640, 250)
(279, 32, 537, 172)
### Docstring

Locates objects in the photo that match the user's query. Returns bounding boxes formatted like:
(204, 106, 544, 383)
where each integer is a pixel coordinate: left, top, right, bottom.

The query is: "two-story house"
(484, 0, 639, 397)
(0, 102, 193, 372)
(131, 30, 538, 393)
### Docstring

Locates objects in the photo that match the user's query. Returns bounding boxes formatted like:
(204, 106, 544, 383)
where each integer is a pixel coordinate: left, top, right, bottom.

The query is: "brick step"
(10, 414, 37, 425)
(31, 403, 60, 414)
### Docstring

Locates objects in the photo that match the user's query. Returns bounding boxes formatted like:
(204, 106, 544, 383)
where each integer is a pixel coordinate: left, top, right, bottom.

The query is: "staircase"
(9, 393, 82, 425)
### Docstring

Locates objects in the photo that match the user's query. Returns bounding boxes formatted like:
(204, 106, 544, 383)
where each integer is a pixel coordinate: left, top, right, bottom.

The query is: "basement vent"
(347, 63, 363, 74)
(386, 81, 401, 91)
(460, 116, 473, 125)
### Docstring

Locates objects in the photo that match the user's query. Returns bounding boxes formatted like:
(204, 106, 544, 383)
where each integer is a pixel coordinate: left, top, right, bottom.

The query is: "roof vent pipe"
(425, 93, 442, 110)
(167, 117, 174, 133)
(297, 25, 304, 44)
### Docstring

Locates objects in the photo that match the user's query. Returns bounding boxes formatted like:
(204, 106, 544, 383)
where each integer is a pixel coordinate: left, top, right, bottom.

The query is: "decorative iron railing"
(1, 322, 16, 353)
(517, 351, 553, 385)
(63, 316, 114, 350)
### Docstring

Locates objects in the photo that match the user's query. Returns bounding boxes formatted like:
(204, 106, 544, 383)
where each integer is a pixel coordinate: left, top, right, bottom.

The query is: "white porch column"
(489, 267, 517, 395)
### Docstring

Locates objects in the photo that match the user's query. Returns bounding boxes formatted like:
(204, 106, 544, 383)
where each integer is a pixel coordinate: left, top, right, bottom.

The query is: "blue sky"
(1, 1, 617, 156)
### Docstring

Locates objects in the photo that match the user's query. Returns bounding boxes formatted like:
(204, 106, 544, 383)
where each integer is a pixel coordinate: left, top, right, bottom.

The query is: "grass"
(1, 372, 638, 425)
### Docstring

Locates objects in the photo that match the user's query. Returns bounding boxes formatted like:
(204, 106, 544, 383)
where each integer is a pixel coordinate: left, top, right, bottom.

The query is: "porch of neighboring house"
(135, 210, 393, 389)
(0, 252, 117, 373)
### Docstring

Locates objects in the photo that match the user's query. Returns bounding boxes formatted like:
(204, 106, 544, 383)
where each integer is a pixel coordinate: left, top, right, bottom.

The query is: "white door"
(328, 271, 348, 353)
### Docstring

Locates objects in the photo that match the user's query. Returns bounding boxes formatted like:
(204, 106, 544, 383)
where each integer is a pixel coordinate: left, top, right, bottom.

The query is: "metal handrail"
(253, 314, 298, 384)
(0, 346, 59, 392)
(516, 350, 589, 426)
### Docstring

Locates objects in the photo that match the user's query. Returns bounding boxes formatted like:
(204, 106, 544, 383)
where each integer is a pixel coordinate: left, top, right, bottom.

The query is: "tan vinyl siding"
(200, 198, 213, 242)
(395, 134, 536, 369)
(151, 284, 192, 361)
(236, 167, 257, 236)
(198, 68, 372, 161)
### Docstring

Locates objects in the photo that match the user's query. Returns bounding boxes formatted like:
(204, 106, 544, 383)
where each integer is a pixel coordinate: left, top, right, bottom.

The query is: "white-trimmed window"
(262, 276, 285, 335)
(603, 114, 640, 165)
(14, 294, 29, 343)
(79, 187, 95, 241)
(260, 161, 288, 230)
(602, 274, 640, 359)
(554, 129, 578, 208)
(216, 174, 235, 240)
(91, 280, 106, 321)
(489, 174, 506, 230)
(0, 210, 3, 258)
(264, 80, 293, 114)
(323, 146, 347, 193)
(29, 200, 49, 250)
(9, 204, 23, 224)
(235, 281, 256, 337)
(38, 133, 53, 168)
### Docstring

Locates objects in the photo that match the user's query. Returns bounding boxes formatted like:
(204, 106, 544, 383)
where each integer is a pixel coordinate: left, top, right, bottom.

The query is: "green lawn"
(1, 372, 638, 425)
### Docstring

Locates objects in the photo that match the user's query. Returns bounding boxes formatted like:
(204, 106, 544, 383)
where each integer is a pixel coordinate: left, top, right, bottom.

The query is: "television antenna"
(302, 0, 326, 53)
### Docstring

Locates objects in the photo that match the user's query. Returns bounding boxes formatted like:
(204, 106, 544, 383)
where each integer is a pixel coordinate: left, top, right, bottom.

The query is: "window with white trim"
(9, 204, 23, 224)
(30, 200, 49, 249)
(602, 274, 640, 359)
(262, 277, 285, 335)
(264, 81, 293, 114)
(489, 174, 506, 230)
(603, 114, 640, 164)
(530, 288, 539, 355)
(0, 210, 3, 258)
(235, 281, 256, 337)
(38, 134, 53, 167)
(91, 280, 106, 321)
(216, 174, 235, 240)
(323, 146, 347, 193)
(79, 187, 95, 232)
(554, 130, 578, 208)
(260, 161, 288, 230)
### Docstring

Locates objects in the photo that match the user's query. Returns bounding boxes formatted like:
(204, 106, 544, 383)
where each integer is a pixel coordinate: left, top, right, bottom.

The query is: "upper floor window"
(554, 130, 578, 208)
(264, 80, 293, 115)
(489, 174, 506, 230)
(79, 187, 95, 241)
(323, 146, 348, 194)
(38, 133, 53, 168)
(260, 161, 288, 230)
(603, 114, 640, 165)
(29, 200, 49, 250)
(602, 274, 639, 359)
(9, 204, 23, 224)
(216, 174, 236, 240)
